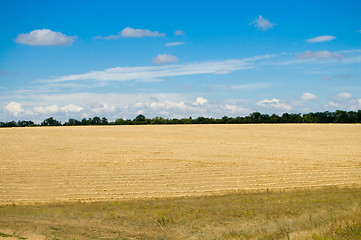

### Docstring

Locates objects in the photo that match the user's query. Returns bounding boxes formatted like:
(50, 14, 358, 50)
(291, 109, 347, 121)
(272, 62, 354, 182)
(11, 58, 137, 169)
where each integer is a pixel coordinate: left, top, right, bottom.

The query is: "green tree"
(64, 119, 80, 126)
(134, 114, 146, 123)
(41, 117, 61, 126)
(101, 117, 108, 125)
(91, 116, 102, 125)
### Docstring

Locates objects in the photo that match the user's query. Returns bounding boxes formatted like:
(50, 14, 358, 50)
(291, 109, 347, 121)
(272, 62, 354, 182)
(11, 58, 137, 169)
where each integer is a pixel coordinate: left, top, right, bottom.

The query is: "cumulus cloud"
(165, 42, 185, 47)
(33, 105, 59, 115)
(61, 104, 83, 113)
(193, 97, 208, 105)
(223, 104, 238, 113)
(296, 50, 343, 60)
(300, 92, 318, 101)
(152, 54, 178, 65)
(15, 29, 76, 46)
(255, 98, 292, 111)
(18, 103, 84, 115)
(5, 102, 24, 116)
(149, 100, 190, 112)
(222, 104, 249, 114)
(326, 92, 361, 111)
(306, 35, 336, 43)
(250, 15, 276, 31)
(174, 30, 185, 36)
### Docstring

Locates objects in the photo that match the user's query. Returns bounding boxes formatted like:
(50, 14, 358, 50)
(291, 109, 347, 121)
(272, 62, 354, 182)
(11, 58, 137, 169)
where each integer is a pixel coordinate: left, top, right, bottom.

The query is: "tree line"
(1, 110, 361, 127)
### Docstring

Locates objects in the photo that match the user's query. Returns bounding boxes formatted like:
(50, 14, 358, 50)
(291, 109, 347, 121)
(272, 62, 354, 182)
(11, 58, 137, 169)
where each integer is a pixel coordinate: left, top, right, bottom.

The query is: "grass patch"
(0, 231, 27, 239)
(0, 186, 360, 239)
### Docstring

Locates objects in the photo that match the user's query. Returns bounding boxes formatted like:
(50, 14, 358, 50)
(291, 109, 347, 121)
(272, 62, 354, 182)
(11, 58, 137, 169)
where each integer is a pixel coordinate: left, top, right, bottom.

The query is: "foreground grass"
(0, 187, 360, 240)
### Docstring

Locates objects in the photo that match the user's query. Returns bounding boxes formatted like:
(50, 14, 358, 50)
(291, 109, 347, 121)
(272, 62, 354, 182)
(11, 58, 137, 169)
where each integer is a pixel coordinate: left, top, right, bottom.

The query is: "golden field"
(1, 124, 360, 204)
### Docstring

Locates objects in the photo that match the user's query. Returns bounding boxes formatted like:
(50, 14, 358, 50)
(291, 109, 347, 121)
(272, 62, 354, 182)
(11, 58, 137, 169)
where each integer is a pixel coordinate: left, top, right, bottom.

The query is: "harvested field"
(0, 124, 361, 204)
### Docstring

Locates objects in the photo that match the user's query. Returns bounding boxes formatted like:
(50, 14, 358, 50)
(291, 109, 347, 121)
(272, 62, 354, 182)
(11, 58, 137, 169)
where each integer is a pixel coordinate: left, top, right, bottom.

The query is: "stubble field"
(1, 124, 360, 204)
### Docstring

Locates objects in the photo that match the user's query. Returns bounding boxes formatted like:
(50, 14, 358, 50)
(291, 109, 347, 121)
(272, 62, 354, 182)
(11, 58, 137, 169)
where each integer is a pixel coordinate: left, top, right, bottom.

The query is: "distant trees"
(41, 117, 61, 126)
(64, 116, 108, 126)
(1, 110, 361, 127)
(17, 120, 35, 127)
(63, 118, 81, 126)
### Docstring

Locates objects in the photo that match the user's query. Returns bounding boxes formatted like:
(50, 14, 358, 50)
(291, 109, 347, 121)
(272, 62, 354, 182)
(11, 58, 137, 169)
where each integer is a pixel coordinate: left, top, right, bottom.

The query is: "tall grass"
(0, 186, 360, 239)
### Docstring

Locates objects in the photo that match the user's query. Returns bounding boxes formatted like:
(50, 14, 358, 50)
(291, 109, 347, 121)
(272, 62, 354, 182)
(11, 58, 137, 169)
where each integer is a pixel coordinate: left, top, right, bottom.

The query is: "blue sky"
(1, 0, 360, 122)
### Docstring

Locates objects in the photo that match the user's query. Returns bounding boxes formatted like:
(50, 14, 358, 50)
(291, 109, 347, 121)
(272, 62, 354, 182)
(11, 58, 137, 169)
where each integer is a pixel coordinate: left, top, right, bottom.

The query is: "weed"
(156, 216, 168, 226)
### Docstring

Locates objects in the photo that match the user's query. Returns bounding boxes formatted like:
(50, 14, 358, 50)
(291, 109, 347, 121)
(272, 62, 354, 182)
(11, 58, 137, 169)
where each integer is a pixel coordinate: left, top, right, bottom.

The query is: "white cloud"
(296, 50, 343, 60)
(222, 104, 249, 114)
(152, 54, 178, 65)
(193, 97, 208, 105)
(250, 15, 276, 31)
(47, 56, 273, 83)
(306, 35, 336, 43)
(326, 93, 361, 111)
(100, 27, 166, 39)
(300, 92, 318, 101)
(33, 105, 59, 115)
(328, 101, 340, 107)
(149, 100, 191, 112)
(256, 98, 292, 111)
(356, 30, 361, 33)
(15, 29, 76, 46)
(223, 104, 237, 112)
(5, 102, 24, 116)
(121, 27, 165, 37)
(174, 30, 185, 36)
(104, 34, 120, 40)
(89, 103, 116, 114)
(337, 92, 352, 99)
(338, 49, 361, 53)
(165, 42, 185, 47)
(61, 104, 83, 113)
(4, 102, 83, 118)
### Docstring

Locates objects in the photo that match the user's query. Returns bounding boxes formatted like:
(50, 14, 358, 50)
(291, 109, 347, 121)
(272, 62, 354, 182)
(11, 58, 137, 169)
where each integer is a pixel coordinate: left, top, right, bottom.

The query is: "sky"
(1, 0, 361, 122)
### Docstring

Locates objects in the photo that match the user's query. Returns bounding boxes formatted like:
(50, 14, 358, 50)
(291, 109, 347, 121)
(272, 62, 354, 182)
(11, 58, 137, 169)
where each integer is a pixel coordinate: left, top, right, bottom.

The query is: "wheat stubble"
(1, 124, 360, 204)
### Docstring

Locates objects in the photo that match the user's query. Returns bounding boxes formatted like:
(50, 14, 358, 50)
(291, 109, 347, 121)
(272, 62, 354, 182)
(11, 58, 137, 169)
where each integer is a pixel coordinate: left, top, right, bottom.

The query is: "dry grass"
(1, 124, 361, 204)
(0, 187, 360, 239)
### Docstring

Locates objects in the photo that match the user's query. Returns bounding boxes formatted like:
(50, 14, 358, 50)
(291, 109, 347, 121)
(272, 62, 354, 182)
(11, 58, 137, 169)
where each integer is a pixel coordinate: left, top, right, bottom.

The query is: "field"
(1, 124, 360, 203)
(0, 124, 361, 239)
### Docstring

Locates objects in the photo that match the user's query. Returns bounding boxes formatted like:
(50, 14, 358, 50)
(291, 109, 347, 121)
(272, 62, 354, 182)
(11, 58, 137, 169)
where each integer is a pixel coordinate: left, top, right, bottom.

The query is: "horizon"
(1, 0, 361, 122)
